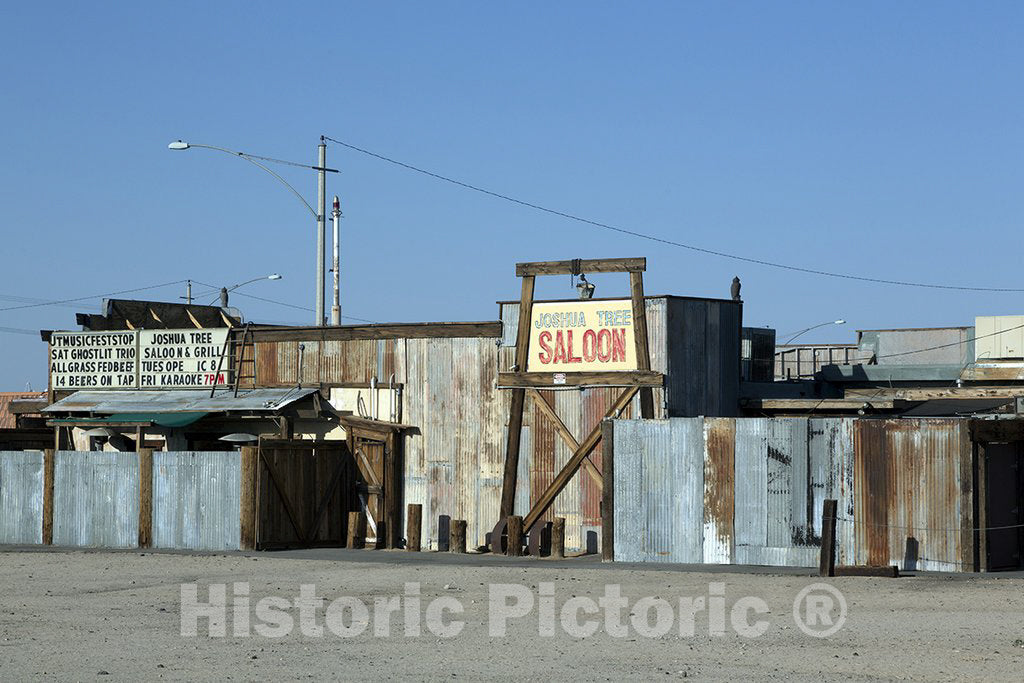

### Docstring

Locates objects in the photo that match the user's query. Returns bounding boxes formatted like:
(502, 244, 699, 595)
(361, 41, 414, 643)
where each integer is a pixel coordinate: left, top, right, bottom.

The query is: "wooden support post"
(42, 449, 54, 545)
(406, 503, 422, 552)
(450, 519, 467, 553)
(601, 420, 615, 561)
(819, 499, 837, 577)
(551, 518, 565, 559)
(506, 515, 524, 557)
(239, 446, 258, 550)
(630, 270, 655, 419)
(138, 448, 153, 549)
(500, 274, 535, 520)
(437, 515, 451, 552)
(523, 386, 638, 533)
(347, 511, 366, 549)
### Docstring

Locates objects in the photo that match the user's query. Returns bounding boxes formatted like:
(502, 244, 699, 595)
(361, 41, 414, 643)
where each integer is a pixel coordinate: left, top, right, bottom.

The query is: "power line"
(875, 322, 1024, 360)
(0, 280, 187, 313)
(0, 294, 100, 312)
(0, 326, 39, 336)
(324, 136, 1024, 293)
(190, 281, 378, 323)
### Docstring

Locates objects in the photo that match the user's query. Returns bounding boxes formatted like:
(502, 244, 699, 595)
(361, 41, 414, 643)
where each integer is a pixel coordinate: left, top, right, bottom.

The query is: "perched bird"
(731, 276, 742, 301)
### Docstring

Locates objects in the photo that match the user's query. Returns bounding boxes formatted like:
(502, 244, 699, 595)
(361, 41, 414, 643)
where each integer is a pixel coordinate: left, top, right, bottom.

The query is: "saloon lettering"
(526, 300, 637, 372)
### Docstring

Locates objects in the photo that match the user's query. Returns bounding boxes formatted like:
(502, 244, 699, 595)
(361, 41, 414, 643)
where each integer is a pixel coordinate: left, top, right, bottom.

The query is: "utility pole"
(331, 195, 342, 326)
(316, 137, 327, 326)
(184, 280, 192, 305)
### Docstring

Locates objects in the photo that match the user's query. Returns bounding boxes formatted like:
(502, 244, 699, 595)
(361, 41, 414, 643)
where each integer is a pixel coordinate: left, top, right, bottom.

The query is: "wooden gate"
(254, 439, 357, 549)
(339, 416, 411, 549)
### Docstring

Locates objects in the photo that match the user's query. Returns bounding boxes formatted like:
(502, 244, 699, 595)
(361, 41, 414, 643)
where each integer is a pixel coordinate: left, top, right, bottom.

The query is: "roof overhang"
(43, 388, 320, 415)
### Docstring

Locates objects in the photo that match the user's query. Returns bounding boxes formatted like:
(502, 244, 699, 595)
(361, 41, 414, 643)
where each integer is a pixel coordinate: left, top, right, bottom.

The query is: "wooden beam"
(138, 448, 153, 549)
(819, 499, 837, 577)
(406, 503, 422, 552)
(42, 449, 54, 545)
(629, 270, 655, 419)
(248, 321, 503, 343)
(601, 420, 615, 562)
(754, 399, 897, 411)
(523, 386, 639, 533)
(516, 257, 646, 277)
(498, 370, 663, 388)
(239, 446, 258, 550)
(500, 275, 535, 520)
(527, 389, 602, 488)
(834, 565, 899, 578)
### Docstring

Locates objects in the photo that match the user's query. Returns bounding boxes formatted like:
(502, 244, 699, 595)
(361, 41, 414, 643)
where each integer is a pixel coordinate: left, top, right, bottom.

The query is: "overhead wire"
(323, 136, 1024, 293)
(189, 279, 378, 324)
(0, 280, 187, 313)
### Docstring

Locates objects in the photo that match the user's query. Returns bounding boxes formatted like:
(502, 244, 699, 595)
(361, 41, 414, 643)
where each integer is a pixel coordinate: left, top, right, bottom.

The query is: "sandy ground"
(1, 548, 1022, 681)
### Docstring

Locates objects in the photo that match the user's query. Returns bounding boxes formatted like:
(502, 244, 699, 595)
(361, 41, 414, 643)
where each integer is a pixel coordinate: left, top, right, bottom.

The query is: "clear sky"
(2, 2, 1023, 389)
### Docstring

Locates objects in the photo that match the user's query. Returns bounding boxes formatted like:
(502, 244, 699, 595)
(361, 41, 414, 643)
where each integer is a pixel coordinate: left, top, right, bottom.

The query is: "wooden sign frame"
(496, 257, 663, 546)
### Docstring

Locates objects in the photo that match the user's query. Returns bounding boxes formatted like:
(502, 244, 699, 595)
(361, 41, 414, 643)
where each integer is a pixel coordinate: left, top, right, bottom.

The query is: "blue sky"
(2, 2, 1023, 389)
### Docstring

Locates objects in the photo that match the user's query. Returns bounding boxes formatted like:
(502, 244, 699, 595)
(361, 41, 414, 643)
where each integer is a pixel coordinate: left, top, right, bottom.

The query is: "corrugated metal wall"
(245, 295, 739, 552)
(0, 451, 44, 544)
(615, 417, 971, 571)
(53, 451, 139, 548)
(152, 451, 241, 551)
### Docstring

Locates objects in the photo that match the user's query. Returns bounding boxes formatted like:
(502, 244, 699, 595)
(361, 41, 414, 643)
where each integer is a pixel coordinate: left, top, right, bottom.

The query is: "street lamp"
(168, 139, 338, 325)
(212, 274, 283, 307)
(783, 319, 846, 345)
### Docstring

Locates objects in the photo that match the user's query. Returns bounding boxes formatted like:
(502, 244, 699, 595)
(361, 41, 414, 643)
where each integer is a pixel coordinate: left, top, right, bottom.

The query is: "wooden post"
(437, 514, 451, 552)
(450, 519, 467, 553)
(406, 503, 422, 552)
(347, 511, 366, 549)
(239, 446, 258, 550)
(42, 449, 55, 545)
(506, 515, 524, 557)
(819, 499, 837, 577)
(629, 270, 655, 419)
(601, 420, 614, 561)
(138, 448, 153, 549)
(500, 275, 536, 520)
(551, 517, 565, 559)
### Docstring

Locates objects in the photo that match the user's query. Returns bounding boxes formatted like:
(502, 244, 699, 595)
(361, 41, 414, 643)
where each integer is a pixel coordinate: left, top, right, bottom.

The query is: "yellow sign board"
(526, 299, 637, 372)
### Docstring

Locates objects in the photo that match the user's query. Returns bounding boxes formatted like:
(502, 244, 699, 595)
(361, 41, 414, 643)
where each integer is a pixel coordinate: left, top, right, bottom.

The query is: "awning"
(43, 388, 320, 415)
(48, 412, 207, 428)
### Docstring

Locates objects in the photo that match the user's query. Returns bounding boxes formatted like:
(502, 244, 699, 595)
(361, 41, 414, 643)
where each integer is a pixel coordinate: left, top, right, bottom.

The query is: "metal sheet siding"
(734, 419, 768, 548)
(613, 418, 704, 563)
(0, 451, 44, 544)
(53, 451, 139, 548)
(664, 298, 741, 417)
(808, 418, 856, 565)
(152, 451, 241, 550)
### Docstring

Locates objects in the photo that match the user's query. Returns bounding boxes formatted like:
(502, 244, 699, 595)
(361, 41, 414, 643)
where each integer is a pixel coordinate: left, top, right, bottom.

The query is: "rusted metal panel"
(152, 451, 241, 550)
(531, 390, 557, 522)
(53, 451, 139, 548)
(703, 418, 735, 564)
(854, 420, 891, 567)
(0, 450, 44, 544)
(884, 419, 964, 572)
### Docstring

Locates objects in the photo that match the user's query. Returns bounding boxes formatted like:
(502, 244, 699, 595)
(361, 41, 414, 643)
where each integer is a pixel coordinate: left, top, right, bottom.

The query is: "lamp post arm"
(186, 143, 319, 220)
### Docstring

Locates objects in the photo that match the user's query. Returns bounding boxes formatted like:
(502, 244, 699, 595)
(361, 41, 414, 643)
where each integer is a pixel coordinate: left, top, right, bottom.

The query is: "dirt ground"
(1, 548, 1022, 681)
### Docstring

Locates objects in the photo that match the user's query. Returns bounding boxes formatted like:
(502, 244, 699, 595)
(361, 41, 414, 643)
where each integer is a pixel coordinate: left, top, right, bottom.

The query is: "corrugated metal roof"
(43, 388, 319, 414)
(0, 392, 46, 429)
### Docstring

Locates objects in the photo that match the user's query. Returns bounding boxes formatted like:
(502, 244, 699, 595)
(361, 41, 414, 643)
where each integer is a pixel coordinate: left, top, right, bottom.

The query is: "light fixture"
(219, 433, 259, 443)
(576, 274, 595, 300)
(168, 140, 189, 150)
(82, 427, 114, 438)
